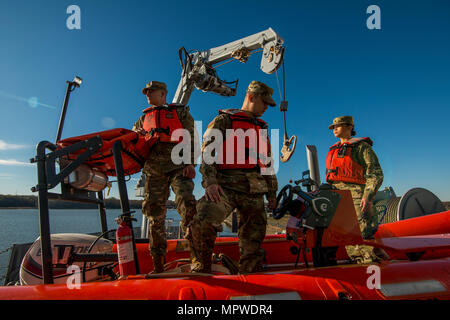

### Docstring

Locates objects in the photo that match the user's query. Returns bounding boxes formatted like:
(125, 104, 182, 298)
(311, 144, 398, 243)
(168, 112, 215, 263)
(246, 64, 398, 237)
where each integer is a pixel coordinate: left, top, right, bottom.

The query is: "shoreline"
(224, 214, 289, 235)
(0, 207, 145, 210)
(0, 207, 37, 210)
(0, 207, 173, 210)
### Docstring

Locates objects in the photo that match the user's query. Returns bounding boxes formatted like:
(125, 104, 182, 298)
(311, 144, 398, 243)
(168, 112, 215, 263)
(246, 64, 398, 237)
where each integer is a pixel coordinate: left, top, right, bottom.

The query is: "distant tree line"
(0, 195, 176, 209)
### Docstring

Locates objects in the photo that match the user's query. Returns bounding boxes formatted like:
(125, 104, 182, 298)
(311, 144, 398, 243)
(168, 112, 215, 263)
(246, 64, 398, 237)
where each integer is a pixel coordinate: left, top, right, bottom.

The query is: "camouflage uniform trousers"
(142, 166, 197, 259)
(333, 182, 381, 264)
(189, 188, 267, 274)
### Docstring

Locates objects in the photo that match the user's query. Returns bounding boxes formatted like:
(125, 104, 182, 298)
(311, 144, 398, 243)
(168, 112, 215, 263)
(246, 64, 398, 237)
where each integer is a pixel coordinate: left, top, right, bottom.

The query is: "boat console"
(273, 178, 366, 267)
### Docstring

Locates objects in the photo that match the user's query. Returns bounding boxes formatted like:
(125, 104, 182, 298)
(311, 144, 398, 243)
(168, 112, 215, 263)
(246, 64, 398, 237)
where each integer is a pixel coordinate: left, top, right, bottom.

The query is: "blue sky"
(0, 0, 449, 202)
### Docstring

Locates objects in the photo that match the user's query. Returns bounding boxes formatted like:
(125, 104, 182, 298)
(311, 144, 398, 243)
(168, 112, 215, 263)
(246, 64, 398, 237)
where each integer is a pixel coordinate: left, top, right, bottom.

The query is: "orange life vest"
(142, 104, 185, 147)
(325, 137, 373, 185)
(216, 109, 270, 170)
(57, 128, 150, 176)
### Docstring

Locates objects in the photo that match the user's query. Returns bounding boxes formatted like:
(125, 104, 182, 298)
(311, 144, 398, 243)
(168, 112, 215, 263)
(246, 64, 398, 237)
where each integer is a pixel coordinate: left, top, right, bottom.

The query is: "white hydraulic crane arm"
(172, 27, 285, 105)
(202, 27, 284, 67)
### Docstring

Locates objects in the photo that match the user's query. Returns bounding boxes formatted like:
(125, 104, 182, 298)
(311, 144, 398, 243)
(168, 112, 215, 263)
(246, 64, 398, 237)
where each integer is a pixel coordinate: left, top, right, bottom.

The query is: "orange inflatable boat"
(1, 189, 449, 300)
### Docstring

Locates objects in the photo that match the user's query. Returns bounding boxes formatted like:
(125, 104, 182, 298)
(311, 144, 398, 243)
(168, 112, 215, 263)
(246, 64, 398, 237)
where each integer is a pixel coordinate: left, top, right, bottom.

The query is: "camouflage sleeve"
(132, 115, 144, 132)
(178, 106, 198, 166)
(199, 114, 230, 188)
(264, 175, 278, 200)
(358, 143, 384, 201)
(262, 136, 278, 199)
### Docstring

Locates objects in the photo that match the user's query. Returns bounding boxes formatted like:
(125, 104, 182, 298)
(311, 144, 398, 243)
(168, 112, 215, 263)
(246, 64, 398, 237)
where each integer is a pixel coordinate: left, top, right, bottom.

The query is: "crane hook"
(280, 102, 297, 162)
(277, 62, 297, 163)
(281, 133, 297, 162)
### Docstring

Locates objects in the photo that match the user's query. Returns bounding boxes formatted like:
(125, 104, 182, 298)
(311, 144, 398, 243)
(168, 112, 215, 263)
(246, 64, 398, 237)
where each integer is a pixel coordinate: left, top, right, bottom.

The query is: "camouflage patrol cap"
(247, 81, 276, 107)
(328, 116, 354, 129)
(142, 81, 167, 95)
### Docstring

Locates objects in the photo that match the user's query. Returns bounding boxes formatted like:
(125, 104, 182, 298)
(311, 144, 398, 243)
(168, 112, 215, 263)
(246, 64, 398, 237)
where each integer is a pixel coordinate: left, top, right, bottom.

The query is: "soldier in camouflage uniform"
(132, 81, 197, 273)
(188, 81, 278, 274)
(326, 116, 387, 263)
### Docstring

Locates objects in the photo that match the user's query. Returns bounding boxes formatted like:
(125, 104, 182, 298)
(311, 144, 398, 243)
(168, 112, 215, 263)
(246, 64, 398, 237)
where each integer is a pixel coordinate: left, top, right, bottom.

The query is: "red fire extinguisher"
(116, 220, 137, 276)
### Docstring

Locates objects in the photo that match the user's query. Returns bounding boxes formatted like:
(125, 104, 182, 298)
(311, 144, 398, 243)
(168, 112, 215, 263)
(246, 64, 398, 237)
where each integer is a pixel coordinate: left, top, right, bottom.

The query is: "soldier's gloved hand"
(133, 128, 147, 136)
(182, 164, 196, 179)
(360, 198, 373, 213)
(205, 184, 225, 203)
(267, 197, 277, 210)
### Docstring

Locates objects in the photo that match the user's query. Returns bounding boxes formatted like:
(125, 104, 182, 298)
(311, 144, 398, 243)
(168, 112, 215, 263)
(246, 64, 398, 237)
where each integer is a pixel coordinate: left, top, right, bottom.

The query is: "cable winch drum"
(381, 197, 401, 224)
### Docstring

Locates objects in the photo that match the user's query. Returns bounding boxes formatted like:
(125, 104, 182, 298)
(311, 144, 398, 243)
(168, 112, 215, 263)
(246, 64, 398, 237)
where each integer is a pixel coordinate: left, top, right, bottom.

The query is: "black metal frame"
(30, 138, 139, 284)
(56, 79, 81, 143)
